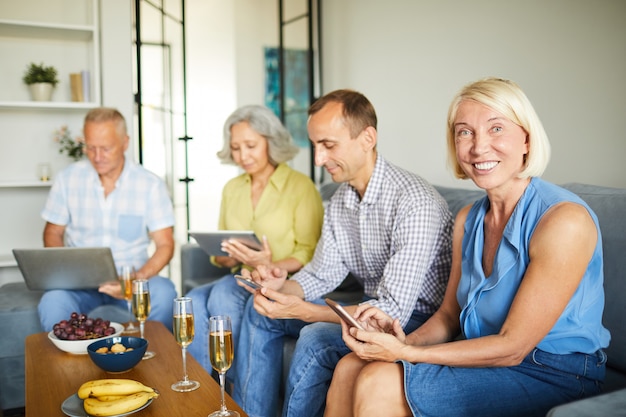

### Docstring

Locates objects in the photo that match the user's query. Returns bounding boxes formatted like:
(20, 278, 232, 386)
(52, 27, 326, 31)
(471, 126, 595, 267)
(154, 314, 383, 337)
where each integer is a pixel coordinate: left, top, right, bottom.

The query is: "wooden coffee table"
(25, 321, 247, 417)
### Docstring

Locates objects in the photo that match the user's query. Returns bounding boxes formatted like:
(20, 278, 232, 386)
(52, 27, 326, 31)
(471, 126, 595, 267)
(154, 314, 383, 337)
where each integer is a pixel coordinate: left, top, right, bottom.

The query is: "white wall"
(232, 0, 313, 176)
(179, 0, 626, 266)
(99, 0, 134, 136)
(319, 0, 626, 189)
(185, 0, 238, 233)
(184, 0, 309, 235)
(228, 0, 626, 189)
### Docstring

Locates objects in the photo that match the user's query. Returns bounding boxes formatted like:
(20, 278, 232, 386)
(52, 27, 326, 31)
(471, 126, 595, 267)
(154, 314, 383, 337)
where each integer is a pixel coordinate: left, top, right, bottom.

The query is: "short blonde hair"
(446, 77, 551, 179)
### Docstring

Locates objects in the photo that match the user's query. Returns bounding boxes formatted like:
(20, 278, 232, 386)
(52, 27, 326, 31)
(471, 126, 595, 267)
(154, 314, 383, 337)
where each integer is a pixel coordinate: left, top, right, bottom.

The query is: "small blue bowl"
(87, 336, 148, 373)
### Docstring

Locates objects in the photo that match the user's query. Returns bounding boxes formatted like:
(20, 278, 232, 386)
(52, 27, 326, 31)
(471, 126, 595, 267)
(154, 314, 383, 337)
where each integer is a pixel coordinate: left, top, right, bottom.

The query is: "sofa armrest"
(180, 243, 231, 294)
(545, 388, 626, 416)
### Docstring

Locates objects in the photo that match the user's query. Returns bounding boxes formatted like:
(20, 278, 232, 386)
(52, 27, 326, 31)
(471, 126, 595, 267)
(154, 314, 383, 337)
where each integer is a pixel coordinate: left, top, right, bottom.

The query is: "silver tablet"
(189, 230, 262, 257)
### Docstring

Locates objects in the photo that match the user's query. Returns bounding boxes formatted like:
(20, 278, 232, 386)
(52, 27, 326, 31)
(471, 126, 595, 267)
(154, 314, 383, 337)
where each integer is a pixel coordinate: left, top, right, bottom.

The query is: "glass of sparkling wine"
(208, 315, 239, 417)
(119, 266, 139, 334)
(132, 279, 156, 360)
(171, 297, 200, 392)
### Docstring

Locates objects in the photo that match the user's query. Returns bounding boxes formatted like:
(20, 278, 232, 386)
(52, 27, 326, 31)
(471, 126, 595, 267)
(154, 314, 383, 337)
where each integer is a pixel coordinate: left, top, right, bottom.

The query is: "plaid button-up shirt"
(294, 155, 453, 326)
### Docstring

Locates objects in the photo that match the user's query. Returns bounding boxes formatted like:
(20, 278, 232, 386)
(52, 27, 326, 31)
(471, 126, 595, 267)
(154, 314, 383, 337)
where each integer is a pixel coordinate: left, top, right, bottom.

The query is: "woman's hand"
(222, 235, 272, 268)
(213, 255, 240, 268)
(341, 319, 409, 363)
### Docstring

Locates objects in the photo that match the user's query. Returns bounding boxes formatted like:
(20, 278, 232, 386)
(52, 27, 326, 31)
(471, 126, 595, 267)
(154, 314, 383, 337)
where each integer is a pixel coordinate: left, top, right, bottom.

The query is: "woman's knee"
(354, 362, 406, 413)
(329, 353, 368, 392)
(335, 352, 367, 378)
(356, 362, 397, 390)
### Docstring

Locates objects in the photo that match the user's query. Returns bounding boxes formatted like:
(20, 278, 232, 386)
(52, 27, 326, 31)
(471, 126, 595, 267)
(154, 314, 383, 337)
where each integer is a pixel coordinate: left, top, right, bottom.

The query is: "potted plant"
(22, 62, 59, 101)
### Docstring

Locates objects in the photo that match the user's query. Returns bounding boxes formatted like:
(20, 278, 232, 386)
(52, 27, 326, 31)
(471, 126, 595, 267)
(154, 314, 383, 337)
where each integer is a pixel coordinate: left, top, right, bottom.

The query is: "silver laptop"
(12, 247, 118, 291)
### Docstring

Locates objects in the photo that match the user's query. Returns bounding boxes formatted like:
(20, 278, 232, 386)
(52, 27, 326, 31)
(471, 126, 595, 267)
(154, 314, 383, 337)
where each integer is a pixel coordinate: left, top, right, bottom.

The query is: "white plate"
(48, 322, 124, 354)
(61, 393, 154, 417)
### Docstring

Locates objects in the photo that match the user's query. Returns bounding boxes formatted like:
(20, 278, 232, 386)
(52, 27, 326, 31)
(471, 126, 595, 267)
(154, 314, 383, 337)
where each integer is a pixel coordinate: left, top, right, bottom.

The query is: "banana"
(77, 379, 155, 399)
(94, 395, 127, 402)
(83, 391, 158, 416)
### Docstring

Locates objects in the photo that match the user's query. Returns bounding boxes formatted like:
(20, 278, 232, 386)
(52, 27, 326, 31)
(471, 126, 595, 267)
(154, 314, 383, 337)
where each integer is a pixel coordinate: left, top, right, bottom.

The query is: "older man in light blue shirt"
(38, 107, 176, 332)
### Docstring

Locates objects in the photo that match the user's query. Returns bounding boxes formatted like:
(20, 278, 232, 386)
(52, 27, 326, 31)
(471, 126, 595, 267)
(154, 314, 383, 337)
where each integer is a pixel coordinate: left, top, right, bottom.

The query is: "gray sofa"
(1, 181, 624, 414)
(180, 182, 626, 414)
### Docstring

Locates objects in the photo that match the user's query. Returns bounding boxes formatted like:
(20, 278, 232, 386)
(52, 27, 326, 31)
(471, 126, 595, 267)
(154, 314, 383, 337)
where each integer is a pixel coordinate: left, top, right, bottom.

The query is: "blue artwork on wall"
(264, 47, 310, 148)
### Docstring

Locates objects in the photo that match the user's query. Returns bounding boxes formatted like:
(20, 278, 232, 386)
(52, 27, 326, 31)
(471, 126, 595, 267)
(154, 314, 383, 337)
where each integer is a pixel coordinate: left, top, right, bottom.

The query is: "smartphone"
(234, 274, 264, 291)
(325, 298, 365, 331)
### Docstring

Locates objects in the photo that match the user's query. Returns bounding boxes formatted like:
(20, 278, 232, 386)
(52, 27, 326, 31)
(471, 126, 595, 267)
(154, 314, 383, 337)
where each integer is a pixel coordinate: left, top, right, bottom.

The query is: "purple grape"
(52, 312, 117, 341)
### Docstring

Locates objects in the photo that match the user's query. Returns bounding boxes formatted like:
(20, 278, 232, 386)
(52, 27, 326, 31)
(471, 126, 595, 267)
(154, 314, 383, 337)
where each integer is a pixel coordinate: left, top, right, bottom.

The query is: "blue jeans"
(186, 274, 251, 379)
(282, 309, 430, 417)
(401, 348, 607, 417)
(38, 276, 177, 332)
(233, 296, 431, 417)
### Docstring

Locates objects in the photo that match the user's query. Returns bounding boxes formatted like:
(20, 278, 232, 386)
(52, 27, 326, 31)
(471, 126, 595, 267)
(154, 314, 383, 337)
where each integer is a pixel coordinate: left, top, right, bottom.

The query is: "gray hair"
(217, 105, 299, 165)
(83, 107, 127, 138)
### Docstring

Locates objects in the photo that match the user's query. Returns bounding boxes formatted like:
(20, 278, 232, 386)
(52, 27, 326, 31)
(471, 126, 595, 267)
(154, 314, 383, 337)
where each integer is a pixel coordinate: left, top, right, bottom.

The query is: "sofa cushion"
(546, 387, 626, 417)
(0, 283, 42, 356)
(562, 183, 626, 377)
(0, 282, 43, 410)
(433, 185, 485, 217)
(180, 243, 231, 294)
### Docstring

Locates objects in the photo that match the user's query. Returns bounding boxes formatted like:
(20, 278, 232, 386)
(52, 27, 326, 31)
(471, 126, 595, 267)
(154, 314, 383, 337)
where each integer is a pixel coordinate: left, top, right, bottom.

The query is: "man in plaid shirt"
(233, 89, 453, 417)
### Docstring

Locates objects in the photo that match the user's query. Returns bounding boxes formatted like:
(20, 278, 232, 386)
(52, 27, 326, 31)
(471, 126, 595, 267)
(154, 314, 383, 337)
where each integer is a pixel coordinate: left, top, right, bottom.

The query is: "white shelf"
(0, 18, 95, 41)
(0, 0, 100, 261)
(0, 181, 53, 188)
(0, 254, 17, 268)
(0, 101, 99, 110)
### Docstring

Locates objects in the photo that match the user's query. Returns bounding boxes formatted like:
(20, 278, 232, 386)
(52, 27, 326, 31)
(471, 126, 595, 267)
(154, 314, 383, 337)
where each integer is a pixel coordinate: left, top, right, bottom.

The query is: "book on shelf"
(70, 73, 83, 102)
(82, 70, 91, 102)
(69, 71, 91, 102)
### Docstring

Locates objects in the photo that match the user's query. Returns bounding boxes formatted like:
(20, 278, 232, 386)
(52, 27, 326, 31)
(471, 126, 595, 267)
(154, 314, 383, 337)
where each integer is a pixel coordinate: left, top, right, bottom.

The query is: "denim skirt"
(401, 348, 606, 417)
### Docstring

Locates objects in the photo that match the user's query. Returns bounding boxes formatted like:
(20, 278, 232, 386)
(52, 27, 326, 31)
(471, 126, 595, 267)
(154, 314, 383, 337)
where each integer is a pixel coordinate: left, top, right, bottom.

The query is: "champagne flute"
(171, 297, 200, 392)
(119, 265, 139, 334)
(208, 315, 239, 417)
(132, 279, 156, 360)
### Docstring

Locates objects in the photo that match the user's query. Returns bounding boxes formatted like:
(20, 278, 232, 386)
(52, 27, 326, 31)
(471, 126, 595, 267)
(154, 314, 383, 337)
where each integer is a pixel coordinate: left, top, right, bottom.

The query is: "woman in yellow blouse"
(187, 105, 324, 377)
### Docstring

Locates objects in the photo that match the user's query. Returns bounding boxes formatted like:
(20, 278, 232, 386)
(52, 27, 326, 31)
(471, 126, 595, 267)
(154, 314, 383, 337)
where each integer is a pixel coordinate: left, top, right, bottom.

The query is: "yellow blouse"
(217, 163, 324, 268)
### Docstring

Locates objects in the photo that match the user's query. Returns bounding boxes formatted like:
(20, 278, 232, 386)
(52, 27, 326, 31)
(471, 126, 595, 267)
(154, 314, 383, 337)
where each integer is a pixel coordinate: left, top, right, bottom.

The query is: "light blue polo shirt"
(41, 158, 175, 270)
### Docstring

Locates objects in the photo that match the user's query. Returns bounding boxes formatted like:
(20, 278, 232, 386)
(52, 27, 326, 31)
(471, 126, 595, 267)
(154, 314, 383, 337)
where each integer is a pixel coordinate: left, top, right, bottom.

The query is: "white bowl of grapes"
(48, 312, 123, 355)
